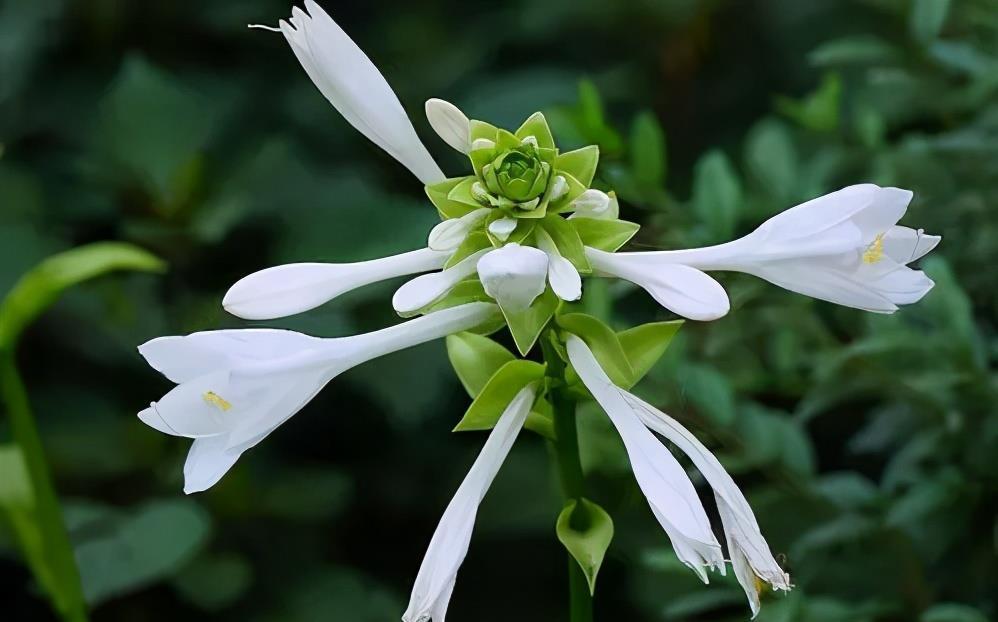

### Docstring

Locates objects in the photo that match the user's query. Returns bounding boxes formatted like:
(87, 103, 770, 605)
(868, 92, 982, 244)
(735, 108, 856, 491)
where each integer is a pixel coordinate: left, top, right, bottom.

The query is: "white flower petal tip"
(487, 217, 518, 242)
(565, 337, 725, 578)
(223, 248, 449, 320)
(535, 228, 582, 301)
(428, 208, 490, 251)
(426, 98, 471, 154)
(392, 250, 488, 314)
(404, 385, 535, 622)
(277, 0, 444, 184)
(567, 189, 611, 219)
(139, 304, 498, 493)
(477, 244, 549, 311)
(585, 248, 729, 321)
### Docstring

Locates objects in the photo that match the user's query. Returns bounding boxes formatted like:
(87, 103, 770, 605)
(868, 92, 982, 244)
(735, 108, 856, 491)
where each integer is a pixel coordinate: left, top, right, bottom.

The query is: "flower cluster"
(139, 2, 941, 620)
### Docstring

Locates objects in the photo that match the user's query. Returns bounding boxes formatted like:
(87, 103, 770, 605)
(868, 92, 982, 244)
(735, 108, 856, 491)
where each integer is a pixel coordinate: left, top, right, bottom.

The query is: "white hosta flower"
(535, 228, 582, 301)
(393, 250, 489, 314)
(567, 189, 614, 220)
(138, 302, 498, 493)
(223, 248, 450, 320)
(260, 1, 444, 184)
(609, 184, 940, 313)
(425, 98, 471, 154)
(487, 217, 518, 242)
(476, 243, 549, 311)
(565, 337, 725, 580)
(586, 248, 730, 321)
(428, 208, 490, 251)
(403, 385, 535, 622)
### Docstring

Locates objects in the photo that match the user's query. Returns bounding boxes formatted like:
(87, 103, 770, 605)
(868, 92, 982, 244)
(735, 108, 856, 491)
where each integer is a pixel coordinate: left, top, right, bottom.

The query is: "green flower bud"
(483, 145, 552, 203)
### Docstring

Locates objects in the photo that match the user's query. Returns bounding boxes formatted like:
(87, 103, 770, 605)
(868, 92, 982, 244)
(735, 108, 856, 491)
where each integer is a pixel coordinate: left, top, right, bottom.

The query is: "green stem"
(1, 349, 88, 622)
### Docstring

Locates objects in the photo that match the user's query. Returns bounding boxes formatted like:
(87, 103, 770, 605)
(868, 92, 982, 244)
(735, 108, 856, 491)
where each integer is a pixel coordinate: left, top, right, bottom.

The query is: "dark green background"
(2, 0, 996, 620)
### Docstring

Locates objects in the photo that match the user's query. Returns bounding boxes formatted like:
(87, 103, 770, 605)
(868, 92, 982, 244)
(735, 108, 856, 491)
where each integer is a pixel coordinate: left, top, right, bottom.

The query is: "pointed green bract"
(617, 320, 683, 387)
(426, 177, 481, 219)
(556, 313, 634, 388)
(453, 360, 545, 431)
(445, 231, 492, 268)
(503, 287, 561, 356)
(515, 111, 556, 150)
(556, 497, 614, 595)
(570, 217, 640, 252)
(555, 145, 600, 188)
(446, 332, 516, 398)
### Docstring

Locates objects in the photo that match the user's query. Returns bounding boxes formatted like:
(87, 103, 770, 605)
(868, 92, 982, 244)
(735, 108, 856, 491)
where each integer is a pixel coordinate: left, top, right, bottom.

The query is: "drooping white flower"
(565, 336, 725, 580)
(223, 248, 450, 320)
(476, 243, 549, 311)
(139, 302, 498, 493)
(427, 208, 491, 251)
(425, 98, 471, 154)
(260, 1, 445, 184)
(601, 184, 939, 313)
(403, 385, 535, 622)
(393, 250, 489, 314)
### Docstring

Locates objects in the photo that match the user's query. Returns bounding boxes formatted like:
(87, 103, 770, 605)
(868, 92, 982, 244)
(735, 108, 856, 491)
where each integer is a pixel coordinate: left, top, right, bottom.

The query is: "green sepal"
(540, 215, 591, 273)
(445, 231, 492, 269)
(525, 395, 556, 440)
(555, 145, 599, 187)
(515, 112, 556, 150)
(448, 177, 486, 208)
(421, 282, 505, 335)
(549, 171, 589, 212)
(504, 287, 561, 356)
(556, 313, 634, 388)
(496, 128, 521, 150)
(469, 119, 499, 143)
(569, 217, 640, 252)
(426, 177, 481, 219)
(617, 321, 683, 387)
(510, 199, 549, 219)
(453, 360, 545, 431)
(556, 497, 614, 595)
(446, 332, 516, 398)
(469, 146, 497, 178)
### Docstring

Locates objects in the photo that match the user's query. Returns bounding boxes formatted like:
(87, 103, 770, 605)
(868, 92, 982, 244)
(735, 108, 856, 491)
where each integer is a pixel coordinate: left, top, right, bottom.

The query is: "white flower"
(601, 184, 939, 314)
(565, 336, 725, 580)
(535, 227, 582, 301)
(223, 248, 450, 320)
(476, 243, 549, 311)
(393, 250, 489, 314)
(425, 98, 471, 154)
(427, 208, 491, 251)
(566, 336, 789, 615)
(138, 302, 498, 493)
(567, 189, 614, 220)
(257, 1, 445, 184)
(403, 385, 535, 622)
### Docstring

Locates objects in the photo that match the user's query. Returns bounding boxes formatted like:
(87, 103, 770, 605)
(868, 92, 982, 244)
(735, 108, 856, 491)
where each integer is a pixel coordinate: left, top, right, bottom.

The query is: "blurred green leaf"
(776, 73, 841, 132)
(678, 364, 736, 427)
(921, 603, 990, 622)
(556, 497, 614, 595)
(172, 553, 252, 612)
(0, 444, 33, 507)
(629, 111, 667, 188)
(692, 150, 742, 241)
(910, 0, 951, 44)
(745, 119, 798, 204)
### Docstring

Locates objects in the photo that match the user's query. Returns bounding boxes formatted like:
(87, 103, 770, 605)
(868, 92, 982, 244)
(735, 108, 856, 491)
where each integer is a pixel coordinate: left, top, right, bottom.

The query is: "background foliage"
(2, 0, 996, 620)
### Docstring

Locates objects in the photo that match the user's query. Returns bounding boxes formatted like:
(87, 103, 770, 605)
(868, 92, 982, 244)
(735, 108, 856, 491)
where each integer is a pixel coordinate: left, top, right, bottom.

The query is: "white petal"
(867, 265, 935, 305)
(565, 337, 724, 577)
(476, 244, 549, 312)
(428, 208, 490, 251)
(753, 261, 899, 313)
(425, 98, 470, 154)
(882, 226, 941, 263)
(535, 228, 581, 301)
(279, 2, 444, 184)
(487, 217, 518, 242)
(755, 184, 881, 241)
(404, 386, 535, 622)
(223, 248, 449, 320)
(392, 250, 488, 314)
(567, 189, 611, 219)
(183, 436, 241, 494)
(586, 248, 729, 321)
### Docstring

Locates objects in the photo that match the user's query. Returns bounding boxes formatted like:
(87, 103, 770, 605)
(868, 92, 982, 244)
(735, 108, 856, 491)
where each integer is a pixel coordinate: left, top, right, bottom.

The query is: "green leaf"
(0, 445, 33, 508)
(425, 177, 481, 219)
(808, 35, 898, 67)
(541, 215, 590, 272)
(920, 603, 990, 622)
(555, 145, 599, 187)
(446, 332, 516, 398)
(776, 73, 841, 132)
(556, 498, 614, 595)
(453, 360, 545, 431)
(692, 150, 741, 242)
(0, 242, 165, 349)
(910, 0, 951, 44)
(745, 119, 797, 203)
(557, 313, 634, 388)
(515, 112, 556, 150)
(678, 364, 736, 426)
(525, 395, 556, 440)
(617, 321, 683, 388)
(629, 111, 667, 187)
(503, 287, 561, 356)
(570, 217, 640, 252)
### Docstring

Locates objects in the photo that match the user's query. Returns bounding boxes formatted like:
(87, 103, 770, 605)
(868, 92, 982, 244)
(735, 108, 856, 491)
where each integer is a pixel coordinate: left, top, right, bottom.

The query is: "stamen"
(203, 391, 233, 411)
(862, 233, 885, 264)
(248, 24, 282, 32)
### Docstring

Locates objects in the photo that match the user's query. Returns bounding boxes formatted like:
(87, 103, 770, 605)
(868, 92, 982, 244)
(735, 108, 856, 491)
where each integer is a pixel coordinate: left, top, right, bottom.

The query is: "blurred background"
(2, 0, 996, 620)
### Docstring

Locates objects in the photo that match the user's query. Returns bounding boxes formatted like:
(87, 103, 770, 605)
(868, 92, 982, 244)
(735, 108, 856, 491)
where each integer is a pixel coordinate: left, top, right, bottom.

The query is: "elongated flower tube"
(597, 184, 940, 313)
(259, 1, 445, 184)
(139, 302, 498, 493)
(224, 248, 450, 320)
(404, 385, 535, 622)
(565, 336, 725, 580)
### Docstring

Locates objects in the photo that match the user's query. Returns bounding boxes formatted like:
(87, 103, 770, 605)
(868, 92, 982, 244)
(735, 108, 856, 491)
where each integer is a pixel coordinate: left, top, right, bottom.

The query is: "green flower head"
(483, 143, 551, 205)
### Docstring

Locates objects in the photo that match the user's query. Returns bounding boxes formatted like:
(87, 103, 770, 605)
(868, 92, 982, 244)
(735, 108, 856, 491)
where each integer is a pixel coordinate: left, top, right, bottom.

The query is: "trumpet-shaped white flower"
(224, 248, 450, 320)
(259, 0, 444, 184)
(600, 184, 939, 314)
(566, 336, 725, 580)
(403, 385, 535, 622)
(139, 302, 498, 493)
(393, 250, 489, 314)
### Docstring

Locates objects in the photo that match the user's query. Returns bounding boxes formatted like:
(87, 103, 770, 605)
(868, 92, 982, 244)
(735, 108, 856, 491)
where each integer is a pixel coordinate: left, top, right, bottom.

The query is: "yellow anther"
(202, 391, 232, 411)
(862, 233, 885, 264)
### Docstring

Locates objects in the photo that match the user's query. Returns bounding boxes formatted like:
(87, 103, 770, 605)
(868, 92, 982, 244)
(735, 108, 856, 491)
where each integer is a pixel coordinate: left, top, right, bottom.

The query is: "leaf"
(425, 177, 481, 219)
(172, 554, 253, 613)
(692, 150, 741, 242)
(570, 217, 640, 252)
(808, 35, 898, 67)
(503, 287, 561, 356)
(678, 364, 736, 426)
(555, 145, 600, 187)
(920, 603, 990, 622)
(453, 360, 545, 431)
(541, 214, 590, 272)
(557, 313, 634, 388)
(617, 321, 683, 388)
(0, 444, 33, 508)
(629, 111, 667, 187)
(910, 0, 951, 44)
(776, 73, 841, 132)
(556, 497, 614, 595)
(0, 242, 165, 349)
(525, 395, 556, 440)
(744, 119, 797, 203)
(446, 332, 516, 398)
